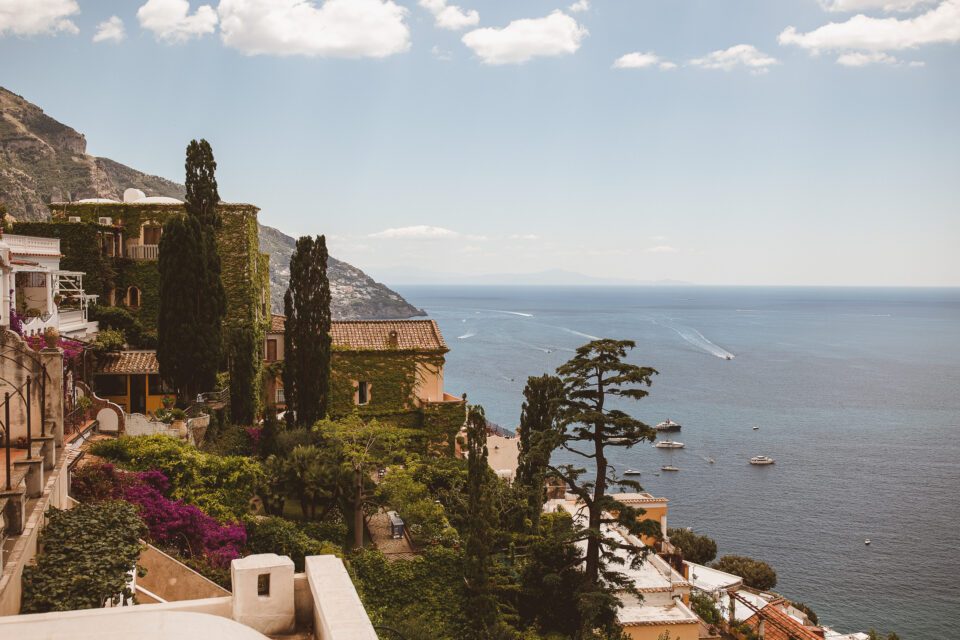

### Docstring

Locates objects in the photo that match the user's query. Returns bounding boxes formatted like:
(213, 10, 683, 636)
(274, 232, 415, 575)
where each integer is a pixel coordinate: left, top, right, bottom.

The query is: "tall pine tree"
(551, 339, 661, 635)
(516, 374, 564, 534)
(283, 235, 331, 427)
(158, 140, 225, 402)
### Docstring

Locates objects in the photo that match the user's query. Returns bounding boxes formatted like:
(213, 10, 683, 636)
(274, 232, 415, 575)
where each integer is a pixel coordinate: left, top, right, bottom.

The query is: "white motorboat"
(752, 426, 760, 430)
(655, 440, 685, 449)
(864, 539, 871, 545)
(661, 465, 679, 472)
(750, 455, 775, 465)
(655, 419, 682, 432)
(624, 469, 642, 476)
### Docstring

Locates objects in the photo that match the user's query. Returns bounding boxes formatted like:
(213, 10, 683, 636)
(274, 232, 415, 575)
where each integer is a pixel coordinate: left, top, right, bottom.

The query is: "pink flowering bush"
(72, 462, 245, 567)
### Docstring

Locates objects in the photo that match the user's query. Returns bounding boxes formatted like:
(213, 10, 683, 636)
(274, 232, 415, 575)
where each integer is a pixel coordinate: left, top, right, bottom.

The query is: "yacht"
(655, 440, 685, 449)
(752, 426, 760, 431)
(661, 465, 680, 472)
(655, 419, 682, 432)
(750, 455, 775, 465)
(864, 539, 871, 546)
(624, 469, 642, 476)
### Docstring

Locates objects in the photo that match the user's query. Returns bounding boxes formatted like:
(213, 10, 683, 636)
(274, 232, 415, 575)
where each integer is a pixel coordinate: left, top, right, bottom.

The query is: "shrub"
(792, 601, 818, 625)
(21, 501, 145, 613)
(91, 328, 126, 352)
(90, 305, 149, 347)
(690, 591, 722, 626)
(710, 555, 777, 591)
(72, 461, 245, 568)
(245, 516, 335, 571)
(298, 512, 349, 546)
(667, 527, 718, 565)
(89, 435, 263, 521)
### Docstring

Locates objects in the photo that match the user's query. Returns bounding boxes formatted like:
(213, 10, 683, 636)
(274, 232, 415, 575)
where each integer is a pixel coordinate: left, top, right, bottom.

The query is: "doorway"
(130, 374, 147, 414)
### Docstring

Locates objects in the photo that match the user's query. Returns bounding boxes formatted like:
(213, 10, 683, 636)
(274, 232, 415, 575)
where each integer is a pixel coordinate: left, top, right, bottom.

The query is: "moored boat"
(750, 455, 775, 465)
(655, 419, 682, 432)
(655, 440, 685, 449)
(661, 465, 679, 472)
(624, 469, 641, 476)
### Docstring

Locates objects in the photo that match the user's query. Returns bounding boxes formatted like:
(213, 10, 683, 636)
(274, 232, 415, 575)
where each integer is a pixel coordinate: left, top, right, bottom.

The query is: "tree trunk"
(585, 366, 606, 586)
(353, 467, 364, 549)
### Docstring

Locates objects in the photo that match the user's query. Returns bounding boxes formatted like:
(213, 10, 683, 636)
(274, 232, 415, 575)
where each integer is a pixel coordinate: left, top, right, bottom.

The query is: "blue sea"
(394, 285, 960, 640)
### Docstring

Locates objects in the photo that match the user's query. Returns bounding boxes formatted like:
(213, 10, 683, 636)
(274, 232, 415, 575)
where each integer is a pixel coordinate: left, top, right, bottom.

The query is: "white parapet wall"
(307, 555, 379, 640)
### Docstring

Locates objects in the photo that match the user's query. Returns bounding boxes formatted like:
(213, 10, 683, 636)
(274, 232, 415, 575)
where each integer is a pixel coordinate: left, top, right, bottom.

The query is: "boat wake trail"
(458, 332, 476, 339)
(485, 309, 534, 317)
(656, 319, 735, 359)
(561, 327, 600, 341)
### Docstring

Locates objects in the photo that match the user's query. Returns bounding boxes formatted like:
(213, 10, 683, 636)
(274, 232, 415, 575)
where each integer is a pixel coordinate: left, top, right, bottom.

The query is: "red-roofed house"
(265, 315, 465, 450)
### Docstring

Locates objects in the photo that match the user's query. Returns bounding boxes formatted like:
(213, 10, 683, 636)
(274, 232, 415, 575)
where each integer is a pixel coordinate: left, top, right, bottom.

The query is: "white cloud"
(836, 50, 899, 64)
(218, 0, 411, 57)
(819, 0, 937, 12)
(370, 225, 462, 239)
(462, 10, 587, 65)
(689, 44, 779, 73)
(613, 51, 675, 70)
(508, 234, 540, 240)
(138, 0, 217, 42)
(0, 0, 78, 36)
(646, 245, 678, 253)
(419, 0, 478, 31)
(779, 0, 960, 52)
(93, 16, 126, 43)
(569, 0, 590, 13)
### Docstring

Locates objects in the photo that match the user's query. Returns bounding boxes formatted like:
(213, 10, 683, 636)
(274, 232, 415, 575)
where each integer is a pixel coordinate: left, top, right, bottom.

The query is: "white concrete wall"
(306, 555, 378, 640)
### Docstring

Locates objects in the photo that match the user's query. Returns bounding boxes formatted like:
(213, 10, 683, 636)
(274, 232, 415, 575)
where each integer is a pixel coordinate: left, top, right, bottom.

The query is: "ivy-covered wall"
(30, 202, 271, 418)
(12, 221, 115, 299)
(329, 349, 465, 453)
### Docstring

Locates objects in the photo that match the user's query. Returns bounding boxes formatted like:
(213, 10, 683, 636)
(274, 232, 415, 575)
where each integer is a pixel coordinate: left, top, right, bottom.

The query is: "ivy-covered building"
(266, 315, 467, 452)
(16, 189, 271, 414)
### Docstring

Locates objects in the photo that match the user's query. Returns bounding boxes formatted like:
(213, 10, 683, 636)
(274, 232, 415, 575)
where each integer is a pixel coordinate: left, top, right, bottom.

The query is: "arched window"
(127, 286, 141, 308)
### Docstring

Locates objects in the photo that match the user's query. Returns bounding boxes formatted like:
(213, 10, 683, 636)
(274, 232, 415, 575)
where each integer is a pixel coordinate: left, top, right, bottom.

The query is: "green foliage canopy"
(710, 554, 778, 591)
(21, 501, 145, 613)
(667, 528, 718, 565)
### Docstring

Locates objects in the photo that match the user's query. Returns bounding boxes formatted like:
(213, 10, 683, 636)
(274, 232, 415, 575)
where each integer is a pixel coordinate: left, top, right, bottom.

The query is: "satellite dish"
(123, 188, 146, 203)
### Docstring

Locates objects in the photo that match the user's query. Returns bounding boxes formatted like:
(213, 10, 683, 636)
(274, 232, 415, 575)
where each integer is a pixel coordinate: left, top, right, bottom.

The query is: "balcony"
(127, 244, 159, 260)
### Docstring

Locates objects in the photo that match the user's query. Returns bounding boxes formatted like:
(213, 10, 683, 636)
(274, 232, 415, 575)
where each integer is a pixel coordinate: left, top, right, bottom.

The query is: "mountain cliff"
(0, 86, 423, 320)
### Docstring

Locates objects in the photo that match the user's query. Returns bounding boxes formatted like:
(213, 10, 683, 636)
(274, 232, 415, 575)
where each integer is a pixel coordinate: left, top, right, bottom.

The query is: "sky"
(1, 0, 958, 286)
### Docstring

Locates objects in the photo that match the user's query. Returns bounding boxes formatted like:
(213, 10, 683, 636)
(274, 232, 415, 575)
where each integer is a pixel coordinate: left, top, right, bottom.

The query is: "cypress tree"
(463, 404, 501, 637)
(158, 139, 225, 402)
(516, 374, 564, 534)
(283, 235, 331, 427)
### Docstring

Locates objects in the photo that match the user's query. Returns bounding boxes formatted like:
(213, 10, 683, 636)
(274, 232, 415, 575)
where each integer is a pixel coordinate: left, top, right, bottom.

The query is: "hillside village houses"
(0, 186, 875, 639)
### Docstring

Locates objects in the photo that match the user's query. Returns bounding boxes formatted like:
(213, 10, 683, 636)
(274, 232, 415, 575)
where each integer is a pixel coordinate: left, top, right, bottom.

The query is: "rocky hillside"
(0, 86, 423, 320)
(259, 224, 423, 319)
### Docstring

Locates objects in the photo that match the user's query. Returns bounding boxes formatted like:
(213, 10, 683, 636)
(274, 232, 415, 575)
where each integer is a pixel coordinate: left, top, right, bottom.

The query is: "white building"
(0, 234, 98, 339)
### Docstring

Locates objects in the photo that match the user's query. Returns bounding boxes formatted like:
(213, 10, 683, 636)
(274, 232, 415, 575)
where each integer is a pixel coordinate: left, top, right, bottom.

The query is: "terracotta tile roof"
(270, 316, 448, 353)
(94, 350, 159, 374)
(744, 604, 823, 640)
(331, 320, 447, 352)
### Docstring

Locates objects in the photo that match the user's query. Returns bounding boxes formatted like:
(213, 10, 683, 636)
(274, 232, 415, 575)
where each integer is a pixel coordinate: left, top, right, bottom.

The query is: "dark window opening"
(257, 573, 270, 596)
(94, 375, 127, 397)
(266, 339, 278, 362)
(357, 381, 370, 406)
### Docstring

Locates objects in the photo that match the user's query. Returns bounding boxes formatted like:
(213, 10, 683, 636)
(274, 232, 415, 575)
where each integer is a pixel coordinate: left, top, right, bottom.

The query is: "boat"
(707, 458, 715, 464)
(661, 465, 679, 472)
(752, 426, 760, 431)
(655, 419, 682, 432)
(655, 440, 685, 449)
(624, 469, 642, 476)
(750, 455, 775, 465)
(864, 539, 871, 545)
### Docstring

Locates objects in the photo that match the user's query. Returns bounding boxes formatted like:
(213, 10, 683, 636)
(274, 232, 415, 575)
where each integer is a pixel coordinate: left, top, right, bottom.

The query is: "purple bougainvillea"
(71, 463, 245, 567)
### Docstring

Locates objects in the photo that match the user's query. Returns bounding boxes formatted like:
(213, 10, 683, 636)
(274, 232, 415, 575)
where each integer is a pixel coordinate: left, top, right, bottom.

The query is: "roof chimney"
(387, 329, 399, 348)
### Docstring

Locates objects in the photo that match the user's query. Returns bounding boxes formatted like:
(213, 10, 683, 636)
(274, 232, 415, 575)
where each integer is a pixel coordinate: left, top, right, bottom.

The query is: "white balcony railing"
(127, 244, 159, 260)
